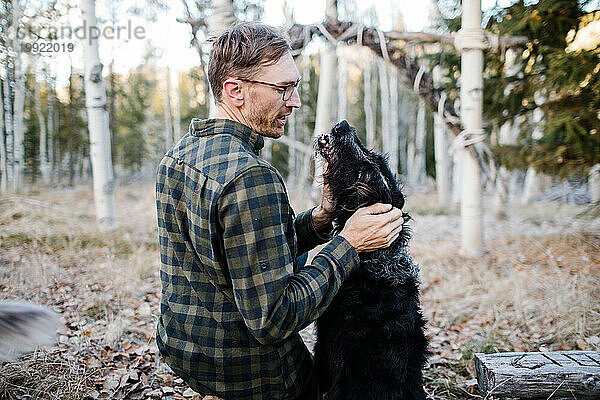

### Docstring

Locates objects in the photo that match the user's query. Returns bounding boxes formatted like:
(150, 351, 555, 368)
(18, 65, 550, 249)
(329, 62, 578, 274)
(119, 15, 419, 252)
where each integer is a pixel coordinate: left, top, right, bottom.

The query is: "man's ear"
(222, 79, 244, 107)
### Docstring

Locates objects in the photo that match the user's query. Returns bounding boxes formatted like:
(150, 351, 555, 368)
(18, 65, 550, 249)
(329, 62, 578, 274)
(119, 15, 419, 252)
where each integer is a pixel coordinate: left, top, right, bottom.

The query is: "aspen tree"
(81, 0, 117, 230)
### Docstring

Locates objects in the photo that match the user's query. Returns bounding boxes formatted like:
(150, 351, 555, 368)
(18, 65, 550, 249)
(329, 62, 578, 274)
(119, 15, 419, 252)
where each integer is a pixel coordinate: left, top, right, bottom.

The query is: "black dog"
(313, 120, 429, 400)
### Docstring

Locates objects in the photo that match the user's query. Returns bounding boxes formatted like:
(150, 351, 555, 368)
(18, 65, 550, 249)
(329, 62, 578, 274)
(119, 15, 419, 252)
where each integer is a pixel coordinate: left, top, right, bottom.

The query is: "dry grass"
(0, 184, 598, 399)
(0, 184, 161, 399)
(407, 193, 600, 399)
(0, 350, 93, 400)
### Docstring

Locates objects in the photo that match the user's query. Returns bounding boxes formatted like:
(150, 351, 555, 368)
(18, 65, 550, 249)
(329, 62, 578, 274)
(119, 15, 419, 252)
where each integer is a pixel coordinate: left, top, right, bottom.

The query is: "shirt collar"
(189, 118, 265, 154)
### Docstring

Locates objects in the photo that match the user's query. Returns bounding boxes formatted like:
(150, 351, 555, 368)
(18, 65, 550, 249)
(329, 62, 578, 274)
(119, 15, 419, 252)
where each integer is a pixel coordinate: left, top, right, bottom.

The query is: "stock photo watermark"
(19, 20, 146, 54)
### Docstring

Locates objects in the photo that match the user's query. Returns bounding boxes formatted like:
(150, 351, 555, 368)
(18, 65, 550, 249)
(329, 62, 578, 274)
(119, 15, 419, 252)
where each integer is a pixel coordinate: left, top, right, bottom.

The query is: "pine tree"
(485, 0, 599, 178)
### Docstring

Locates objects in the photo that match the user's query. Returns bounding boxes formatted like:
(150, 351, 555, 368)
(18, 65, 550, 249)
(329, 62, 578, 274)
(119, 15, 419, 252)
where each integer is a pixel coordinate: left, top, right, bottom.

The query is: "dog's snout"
(318, 134, 330, 147)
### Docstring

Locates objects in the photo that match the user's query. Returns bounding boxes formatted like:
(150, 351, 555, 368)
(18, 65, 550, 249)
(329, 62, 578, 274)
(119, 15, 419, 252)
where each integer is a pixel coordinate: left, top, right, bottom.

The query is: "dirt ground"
(1, 183, 598, 399)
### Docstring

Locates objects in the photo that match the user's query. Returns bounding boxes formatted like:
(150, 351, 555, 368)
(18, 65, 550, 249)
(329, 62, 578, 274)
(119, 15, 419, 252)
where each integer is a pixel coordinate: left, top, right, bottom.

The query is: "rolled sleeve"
(294, 208, 333, 255)
(218, 166, 360, 345)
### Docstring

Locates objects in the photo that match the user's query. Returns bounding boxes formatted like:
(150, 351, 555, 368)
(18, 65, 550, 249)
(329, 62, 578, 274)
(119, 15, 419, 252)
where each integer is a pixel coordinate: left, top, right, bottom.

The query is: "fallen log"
(474, 351, 600, 399)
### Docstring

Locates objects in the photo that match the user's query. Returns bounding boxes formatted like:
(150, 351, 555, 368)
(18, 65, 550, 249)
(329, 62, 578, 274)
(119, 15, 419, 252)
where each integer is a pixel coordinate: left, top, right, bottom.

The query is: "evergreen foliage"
(438, 0, 599, 178)
(486, 0, 599, 177)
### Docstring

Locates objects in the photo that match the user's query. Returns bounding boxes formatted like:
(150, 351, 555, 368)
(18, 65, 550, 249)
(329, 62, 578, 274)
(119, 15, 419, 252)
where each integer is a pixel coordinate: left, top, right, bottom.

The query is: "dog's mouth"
(315, 133, 335, 159)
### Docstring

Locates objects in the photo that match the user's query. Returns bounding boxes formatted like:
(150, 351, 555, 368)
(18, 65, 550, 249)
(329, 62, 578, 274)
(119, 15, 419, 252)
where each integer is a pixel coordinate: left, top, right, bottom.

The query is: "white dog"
(0, 301, 61, 360)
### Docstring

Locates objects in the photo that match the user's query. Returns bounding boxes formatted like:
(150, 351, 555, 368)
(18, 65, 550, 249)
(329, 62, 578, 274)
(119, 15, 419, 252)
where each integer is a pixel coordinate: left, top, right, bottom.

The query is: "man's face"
(241, 52, 301, 138)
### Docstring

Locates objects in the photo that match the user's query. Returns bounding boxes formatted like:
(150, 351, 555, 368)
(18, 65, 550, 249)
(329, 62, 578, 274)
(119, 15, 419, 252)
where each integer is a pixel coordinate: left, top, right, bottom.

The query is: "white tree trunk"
(407, 97, 417, 185)
(433, 66, 450, 206)
(312, 46, 336, 188)
(297, 61, 312, 188)
(364, 52, 375, 149)
(495, 125, 515, 217)
(434, 102, 450, 205)
(171, 69, 182, 140)
(389, 66, 399, 176)
(12, 0, 24, 192)
(164, 67, 173, 150)
(207, 0, 235, 37)
(398, 90, 408, 176)
(452, 150, 461, 206)
(0, 79, 6, 194)
(521, 89, 545, 205)
(82, 0, 117, 230)
(494, 48, 522, 216)
(3, 71, 14, 192)
(522, 167, 539, 204)
(207, 0, 235, 118)
(47, 69, 55, 181)
(35, 65, 51, 185)
(414, 98, 427, 185)
(337, 46, 347, 121)
(589, 164, 600, 204)
(377, 58, 391, 156)
(457, 0, 485, 257)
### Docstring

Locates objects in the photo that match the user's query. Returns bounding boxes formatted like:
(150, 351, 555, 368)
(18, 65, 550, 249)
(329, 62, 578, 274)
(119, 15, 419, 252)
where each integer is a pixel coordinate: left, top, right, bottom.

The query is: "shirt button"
(259, 262, 268, 270)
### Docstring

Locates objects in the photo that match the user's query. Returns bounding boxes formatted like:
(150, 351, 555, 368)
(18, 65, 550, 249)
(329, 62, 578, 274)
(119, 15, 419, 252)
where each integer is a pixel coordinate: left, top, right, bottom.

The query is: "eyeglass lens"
(283, 83, 297, 101)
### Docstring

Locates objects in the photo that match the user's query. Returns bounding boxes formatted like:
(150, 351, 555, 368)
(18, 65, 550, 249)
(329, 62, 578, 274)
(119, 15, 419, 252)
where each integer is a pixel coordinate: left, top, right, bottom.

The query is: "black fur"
(313, 120, 429, 400)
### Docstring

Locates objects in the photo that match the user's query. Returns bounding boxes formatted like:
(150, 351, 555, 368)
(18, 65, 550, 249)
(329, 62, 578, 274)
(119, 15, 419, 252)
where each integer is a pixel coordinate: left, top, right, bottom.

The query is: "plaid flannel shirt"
(156, 118, 360, 400)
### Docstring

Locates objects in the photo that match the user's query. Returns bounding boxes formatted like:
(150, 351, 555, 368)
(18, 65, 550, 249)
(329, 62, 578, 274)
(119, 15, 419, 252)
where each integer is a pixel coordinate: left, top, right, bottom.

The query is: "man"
(156, 22, 404, 400)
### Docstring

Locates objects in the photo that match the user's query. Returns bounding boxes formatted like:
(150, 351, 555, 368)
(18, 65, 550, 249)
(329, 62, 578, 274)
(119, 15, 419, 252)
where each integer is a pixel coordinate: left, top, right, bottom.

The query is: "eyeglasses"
(236, 77, 301, 101)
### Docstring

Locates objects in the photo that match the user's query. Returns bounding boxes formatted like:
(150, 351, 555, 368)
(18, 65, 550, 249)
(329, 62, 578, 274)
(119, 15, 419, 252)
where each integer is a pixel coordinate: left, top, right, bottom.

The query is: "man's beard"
(246, 103, 286, 139)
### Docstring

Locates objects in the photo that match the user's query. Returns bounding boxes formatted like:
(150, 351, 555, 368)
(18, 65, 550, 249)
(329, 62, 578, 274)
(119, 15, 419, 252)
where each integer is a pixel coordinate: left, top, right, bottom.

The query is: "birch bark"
(398, 89, 408, 176)
(12, 0, 24, 192)
(34, 65, 51, 185)
(377, 58, 390, 155)
(414, 98, 427, 185)
(312, 46, 336, 188)
(3, 70, 14, 192)
(389, 66, 399, 176)
(47, 69, 55, 181)
(297, 61, 312, 188)
(81, 0, 117, 230)
(207, 0, 235, 117)
(312, 0, 338, 190)
(456, 0, 485, 257)
(433, 65, 450, 205)
(337, 46, 347, 121)
(406, 96, 417, 184)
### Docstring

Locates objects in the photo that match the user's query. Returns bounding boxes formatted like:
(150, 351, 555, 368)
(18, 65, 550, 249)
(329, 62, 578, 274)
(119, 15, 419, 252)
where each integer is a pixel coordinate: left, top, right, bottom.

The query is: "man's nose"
(285, 87, 301, 108)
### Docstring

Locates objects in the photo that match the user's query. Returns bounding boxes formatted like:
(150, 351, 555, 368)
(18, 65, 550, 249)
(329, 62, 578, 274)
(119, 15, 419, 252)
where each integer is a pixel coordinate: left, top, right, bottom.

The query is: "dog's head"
(315, 120, 408, 236)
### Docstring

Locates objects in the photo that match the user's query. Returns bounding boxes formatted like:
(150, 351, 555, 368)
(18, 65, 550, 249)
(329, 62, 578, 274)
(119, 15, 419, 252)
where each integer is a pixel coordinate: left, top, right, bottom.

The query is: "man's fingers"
(363, 203, 393, 215)
(386, 224, 404, 242)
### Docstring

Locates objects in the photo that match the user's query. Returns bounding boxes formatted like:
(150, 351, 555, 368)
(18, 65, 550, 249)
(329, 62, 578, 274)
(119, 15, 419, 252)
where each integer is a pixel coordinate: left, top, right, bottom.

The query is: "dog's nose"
(316, 133, 331, 149)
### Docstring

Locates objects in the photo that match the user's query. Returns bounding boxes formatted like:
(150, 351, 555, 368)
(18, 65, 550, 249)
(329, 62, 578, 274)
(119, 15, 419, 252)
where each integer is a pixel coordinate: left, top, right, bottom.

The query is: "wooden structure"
(475, 351, 600, 399)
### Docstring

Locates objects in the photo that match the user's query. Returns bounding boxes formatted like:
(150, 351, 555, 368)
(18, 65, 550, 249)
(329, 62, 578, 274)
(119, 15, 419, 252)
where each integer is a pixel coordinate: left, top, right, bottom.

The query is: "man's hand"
(339, 203, 404, 253)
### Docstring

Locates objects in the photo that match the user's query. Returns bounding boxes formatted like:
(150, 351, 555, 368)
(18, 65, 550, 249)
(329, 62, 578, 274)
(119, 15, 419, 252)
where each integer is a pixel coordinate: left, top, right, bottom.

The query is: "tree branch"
(287, 19, 497, 177)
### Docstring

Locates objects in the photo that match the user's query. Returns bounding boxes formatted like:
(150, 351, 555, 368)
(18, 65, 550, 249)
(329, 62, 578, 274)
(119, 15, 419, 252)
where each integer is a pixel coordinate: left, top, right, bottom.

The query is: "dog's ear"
(373, 156, 405, 210)
(351, 165, 393, 205)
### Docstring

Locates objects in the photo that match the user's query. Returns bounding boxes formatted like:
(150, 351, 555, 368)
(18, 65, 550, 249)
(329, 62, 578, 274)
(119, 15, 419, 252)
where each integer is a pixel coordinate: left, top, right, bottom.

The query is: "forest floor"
(0, 183, 598, 399)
